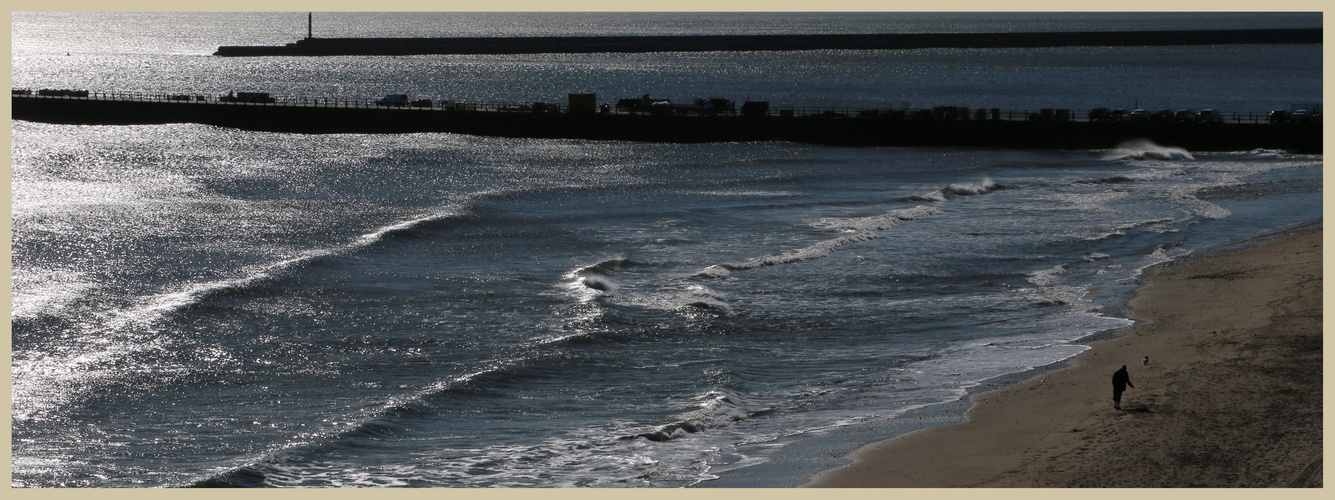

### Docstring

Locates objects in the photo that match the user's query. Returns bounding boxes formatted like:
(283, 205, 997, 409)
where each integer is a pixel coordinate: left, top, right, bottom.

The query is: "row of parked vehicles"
(1091, 107, 1322, 124)
(45, 88, 1315, 125)
(374, 93, 746, 116)
(1089, 108, 1224, 123)
(1268, 109, 1321, 123)
(15, 88, 91, 97)
(374, 94, 434, 107)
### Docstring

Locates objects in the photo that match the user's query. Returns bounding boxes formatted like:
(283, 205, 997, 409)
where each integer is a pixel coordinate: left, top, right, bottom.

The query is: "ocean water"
(9, 12, 1323, 488)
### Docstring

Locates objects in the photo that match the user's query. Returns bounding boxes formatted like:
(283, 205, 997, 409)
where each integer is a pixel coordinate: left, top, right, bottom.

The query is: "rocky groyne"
(213, 28, 1322, 56)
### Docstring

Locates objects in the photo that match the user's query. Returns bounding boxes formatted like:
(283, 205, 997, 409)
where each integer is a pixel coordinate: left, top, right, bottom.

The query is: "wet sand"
(805, 222, 1323, 487)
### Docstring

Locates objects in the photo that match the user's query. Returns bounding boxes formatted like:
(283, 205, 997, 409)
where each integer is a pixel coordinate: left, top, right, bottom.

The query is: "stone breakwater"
(213, 28, 1322, 56)
(11, 95, 1322, 153)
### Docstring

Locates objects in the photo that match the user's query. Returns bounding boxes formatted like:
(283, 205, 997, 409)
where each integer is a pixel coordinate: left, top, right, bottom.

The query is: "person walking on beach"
(1112, 365, 1133, 410)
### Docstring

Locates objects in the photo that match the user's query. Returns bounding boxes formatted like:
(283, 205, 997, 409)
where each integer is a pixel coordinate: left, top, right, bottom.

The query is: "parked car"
(1128, 109, 1147, 122)
(38, 88, 90, 97)
(219, 91, 275, 103)
(1291, 109, 1310, 122)
(1149, 109, 1175, 122)
(1109, 109, 1128, 121)
(376, 94, 410, 106)
(1198, 109, 1222, 122)
(740, 100, 770, 118)
(1174, 109, 1199, 122)
(1088, 107, 1112, 121)
(1269, 110, 1291, 122)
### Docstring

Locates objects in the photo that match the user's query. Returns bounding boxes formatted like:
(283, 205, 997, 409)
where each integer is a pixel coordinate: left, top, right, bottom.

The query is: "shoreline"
(804, 221, 1323, 487)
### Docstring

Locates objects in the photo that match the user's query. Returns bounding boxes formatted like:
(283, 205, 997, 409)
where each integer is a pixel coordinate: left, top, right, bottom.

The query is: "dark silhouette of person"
(1112, 365, 1133, 410)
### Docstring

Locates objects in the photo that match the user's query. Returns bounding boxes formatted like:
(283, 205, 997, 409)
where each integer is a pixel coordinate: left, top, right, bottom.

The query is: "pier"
(11, 91, 1323, 153)
(213, 28, 1322, 57)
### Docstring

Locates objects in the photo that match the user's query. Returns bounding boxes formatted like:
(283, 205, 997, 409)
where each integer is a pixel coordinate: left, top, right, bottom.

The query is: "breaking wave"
(1106, 139, 1195, 161)
(944, 178, 1003, 196)
(700, 205, 942, 276)
(905, 178, 1004, 201)
(565, 258, 641, 295)
(628, 391, 754, 443)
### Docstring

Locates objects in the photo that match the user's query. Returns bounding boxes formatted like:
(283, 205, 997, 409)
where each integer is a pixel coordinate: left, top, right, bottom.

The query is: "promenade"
(12, 91, 1323, 153)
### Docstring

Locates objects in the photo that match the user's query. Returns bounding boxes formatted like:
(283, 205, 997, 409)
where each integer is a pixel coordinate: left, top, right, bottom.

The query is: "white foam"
(1026, 263, 1069, 286)
(715, 205, 942, 273)
(944, 178, 1001, 196)
(562, 258, 635, 301)
(1083, 217, 1177, 241)
(579, 276, 617, 292)
(811, 204, 944, 232)
(696, 265, 732, 279)
(678, 285, 732, 313)
(907, 190, 948, 202)
(1106, 139, 1195, 161)
(1081, 252, 1111, 263)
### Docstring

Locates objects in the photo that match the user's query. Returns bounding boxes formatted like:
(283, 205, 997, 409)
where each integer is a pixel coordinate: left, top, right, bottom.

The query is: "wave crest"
(630, 391, 751, 442)
(905, 178, 1004, 202)
(564, 258, 646, 295)
(700, 205, 942, 276)
(1107, 139, 1194, 161)
(944, 178, 1003, 196)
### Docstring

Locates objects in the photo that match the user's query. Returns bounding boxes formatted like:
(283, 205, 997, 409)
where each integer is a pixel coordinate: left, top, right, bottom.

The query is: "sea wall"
(213, 28, 1322, 56)
(12, 96, 1323, 153)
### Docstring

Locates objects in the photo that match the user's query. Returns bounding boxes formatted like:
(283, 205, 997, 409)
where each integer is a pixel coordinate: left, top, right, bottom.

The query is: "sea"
(9, 12, 1323, 488)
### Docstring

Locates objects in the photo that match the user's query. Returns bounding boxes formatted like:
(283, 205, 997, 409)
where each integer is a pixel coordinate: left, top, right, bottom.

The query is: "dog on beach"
(1143, 356, 1149, 365)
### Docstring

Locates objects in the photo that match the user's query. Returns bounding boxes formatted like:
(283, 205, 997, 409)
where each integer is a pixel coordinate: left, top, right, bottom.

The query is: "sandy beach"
(805, 222, 1323, 488)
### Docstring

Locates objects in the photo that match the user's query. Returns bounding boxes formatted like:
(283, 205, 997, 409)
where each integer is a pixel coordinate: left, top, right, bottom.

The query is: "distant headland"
(213, 28, 1321, 57)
